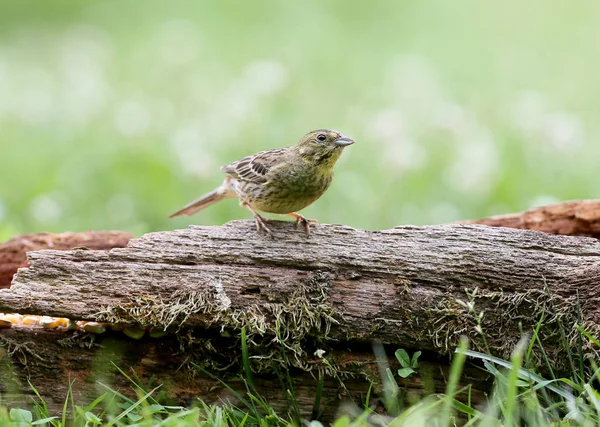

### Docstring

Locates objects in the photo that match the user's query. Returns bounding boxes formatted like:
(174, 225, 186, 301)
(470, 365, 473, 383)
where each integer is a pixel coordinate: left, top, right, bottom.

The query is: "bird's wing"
(221, 148, 288, 184)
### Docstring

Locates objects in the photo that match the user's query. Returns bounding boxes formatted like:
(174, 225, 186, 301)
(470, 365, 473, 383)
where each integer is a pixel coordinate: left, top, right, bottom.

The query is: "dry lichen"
(420, 285, 594, 370)
(0, 336, 48, 373)
(205, 270, 342, 376)
(93, 270, 345, 377)
(95, 289, 217, 332)
(57, 331, 98, 349)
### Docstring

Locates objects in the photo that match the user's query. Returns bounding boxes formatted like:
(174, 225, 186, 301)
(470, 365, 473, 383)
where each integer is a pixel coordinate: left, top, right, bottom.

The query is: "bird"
(169, 129, 355, 234)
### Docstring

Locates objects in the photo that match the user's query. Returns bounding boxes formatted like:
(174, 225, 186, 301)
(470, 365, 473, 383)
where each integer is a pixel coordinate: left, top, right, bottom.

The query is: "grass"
(2, 317, 600, 426)
(1, 0, 600, 241)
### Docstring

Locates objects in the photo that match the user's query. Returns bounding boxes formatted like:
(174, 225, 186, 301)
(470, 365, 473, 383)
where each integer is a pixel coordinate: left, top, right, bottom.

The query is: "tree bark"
(0, 231, 133, 289)
(4, 221, 600, 350)
(467, 199, 600, 238)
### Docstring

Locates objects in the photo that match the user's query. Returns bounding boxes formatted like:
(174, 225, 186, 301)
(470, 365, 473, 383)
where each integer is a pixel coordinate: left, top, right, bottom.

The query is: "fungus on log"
(1, 218, 600, 418)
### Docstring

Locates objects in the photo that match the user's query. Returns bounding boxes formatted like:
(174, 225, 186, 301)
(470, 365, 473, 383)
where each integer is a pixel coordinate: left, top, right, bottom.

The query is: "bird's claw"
(294, 215, 318, 235)
(253, 214, 273, 235)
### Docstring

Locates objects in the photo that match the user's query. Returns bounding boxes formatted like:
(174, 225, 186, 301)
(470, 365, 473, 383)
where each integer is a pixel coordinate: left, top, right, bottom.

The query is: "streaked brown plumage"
(169, 129, 354, 234)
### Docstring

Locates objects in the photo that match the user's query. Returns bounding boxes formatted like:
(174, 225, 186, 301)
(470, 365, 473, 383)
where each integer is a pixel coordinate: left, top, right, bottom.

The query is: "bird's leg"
(286, 212, 318, 234)
(241, 202, 272, 235)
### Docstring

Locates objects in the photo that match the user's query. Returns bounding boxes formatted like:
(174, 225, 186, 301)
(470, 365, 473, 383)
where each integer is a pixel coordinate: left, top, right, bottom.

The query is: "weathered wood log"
(2, 220, 600, 417)
(1, 214, 600, 419)
(4, 221, 600, 351)
(1, 200, 596, 290)
(467, 199, 600, 238)
(0, 231, 133, 289)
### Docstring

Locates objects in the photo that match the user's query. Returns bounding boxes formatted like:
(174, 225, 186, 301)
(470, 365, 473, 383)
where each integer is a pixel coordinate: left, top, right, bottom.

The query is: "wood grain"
(3, 221, 600, 357)
(468, 199, 600, 238)
(0, 231, 133, 289)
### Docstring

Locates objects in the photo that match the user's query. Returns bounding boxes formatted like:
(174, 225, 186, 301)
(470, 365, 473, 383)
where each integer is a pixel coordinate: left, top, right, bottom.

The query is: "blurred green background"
(1, 0, 599, 240)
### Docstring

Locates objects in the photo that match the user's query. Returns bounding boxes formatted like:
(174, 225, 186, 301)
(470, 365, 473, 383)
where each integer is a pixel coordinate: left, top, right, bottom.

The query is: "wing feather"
(221, 148, 288, 184)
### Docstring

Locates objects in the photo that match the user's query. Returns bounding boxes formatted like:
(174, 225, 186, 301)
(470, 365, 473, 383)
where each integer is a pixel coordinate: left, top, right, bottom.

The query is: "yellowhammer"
(169, 129, 355, 234)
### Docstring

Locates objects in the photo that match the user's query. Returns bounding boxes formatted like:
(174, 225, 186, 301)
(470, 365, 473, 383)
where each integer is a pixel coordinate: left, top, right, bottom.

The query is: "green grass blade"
(60, 379, 75, 427)
(441, 337, 468, 425)
(458, 349, 575, 400)
(504, 337, 527, 427)
(526, 314, 544, 366)
(577, 324, 600, 347)
(104, 385, 161, 427)
(576, 291, 585, 381)
(192, 364, 258, 418)
(364, 381, 374, 412)
(311, 373, 324, 420)
(241, 327, 256, 391)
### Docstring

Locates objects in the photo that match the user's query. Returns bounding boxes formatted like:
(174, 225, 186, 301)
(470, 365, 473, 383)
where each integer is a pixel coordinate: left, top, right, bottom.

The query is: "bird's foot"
(241, 201, 272, 235)
(253, 213, 273, 235)
(288, 213, 318, 235)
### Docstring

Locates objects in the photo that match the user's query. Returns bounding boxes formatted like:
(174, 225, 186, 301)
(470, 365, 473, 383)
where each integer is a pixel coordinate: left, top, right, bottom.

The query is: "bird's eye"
(317, 134, 327, 142)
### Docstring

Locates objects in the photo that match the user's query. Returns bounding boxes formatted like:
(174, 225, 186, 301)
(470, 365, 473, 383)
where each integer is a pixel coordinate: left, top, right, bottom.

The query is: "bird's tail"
(169, 179, 236, 218)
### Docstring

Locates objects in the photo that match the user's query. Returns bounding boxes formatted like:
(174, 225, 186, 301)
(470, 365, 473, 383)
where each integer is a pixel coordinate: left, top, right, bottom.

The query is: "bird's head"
(294, 129, 355, 166)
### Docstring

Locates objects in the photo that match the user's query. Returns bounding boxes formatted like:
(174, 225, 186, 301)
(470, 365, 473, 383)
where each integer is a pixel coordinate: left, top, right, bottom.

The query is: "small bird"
(169, 129, 355, 234)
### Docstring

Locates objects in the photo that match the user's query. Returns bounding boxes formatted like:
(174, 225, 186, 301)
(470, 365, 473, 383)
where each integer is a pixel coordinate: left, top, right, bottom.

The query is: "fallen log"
(1, 200, 596, 291)
(0, 231, 133, 289)
(2, 199, 597, 292)
(5, 221, 600, 350)
(468, 199, 600, 238)
(1, 219, 600, 418)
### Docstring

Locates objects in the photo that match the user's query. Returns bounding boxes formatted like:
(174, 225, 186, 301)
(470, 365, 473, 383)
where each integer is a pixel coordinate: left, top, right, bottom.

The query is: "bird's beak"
(334, 135, 355, 147)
